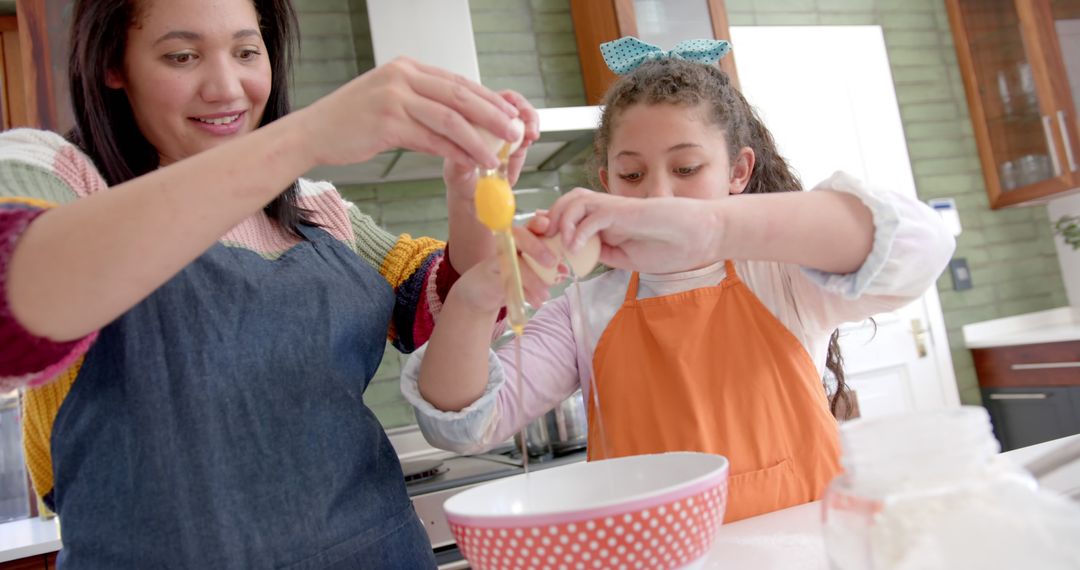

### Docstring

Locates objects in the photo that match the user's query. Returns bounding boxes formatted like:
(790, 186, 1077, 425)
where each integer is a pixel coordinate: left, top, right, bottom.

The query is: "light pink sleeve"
(401, 295, 584, 454)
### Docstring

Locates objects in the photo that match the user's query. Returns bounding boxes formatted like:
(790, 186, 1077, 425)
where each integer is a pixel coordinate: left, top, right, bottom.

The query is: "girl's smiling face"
(601, 102, 754, 200)
(107, 0, 272, 166)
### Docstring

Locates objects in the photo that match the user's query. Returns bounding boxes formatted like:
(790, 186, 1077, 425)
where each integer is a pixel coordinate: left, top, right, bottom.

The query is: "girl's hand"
(298, 57, 523, 169)
(545, 189, 721, 274)
(450, 224, 563, 314)
(443, 90, 541, 199)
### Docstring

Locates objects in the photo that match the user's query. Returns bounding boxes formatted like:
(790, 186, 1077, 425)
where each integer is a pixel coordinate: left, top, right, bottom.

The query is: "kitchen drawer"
(971, 340, 1080, 388)
(982, 386, 1080, 451)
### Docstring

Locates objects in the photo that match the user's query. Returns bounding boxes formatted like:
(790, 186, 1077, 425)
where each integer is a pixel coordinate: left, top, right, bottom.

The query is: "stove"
(393, 431, 587, 569)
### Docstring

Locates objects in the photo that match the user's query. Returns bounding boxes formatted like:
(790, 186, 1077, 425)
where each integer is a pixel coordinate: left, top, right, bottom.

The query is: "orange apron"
(588, 261, 842, 522)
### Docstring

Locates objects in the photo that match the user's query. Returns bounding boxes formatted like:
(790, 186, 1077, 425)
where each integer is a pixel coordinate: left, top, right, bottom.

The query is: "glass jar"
(822, 406, 1080, 570)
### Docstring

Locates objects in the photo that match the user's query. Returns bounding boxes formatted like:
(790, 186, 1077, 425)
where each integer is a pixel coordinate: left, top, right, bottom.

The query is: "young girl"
(402, 37, 955, 522)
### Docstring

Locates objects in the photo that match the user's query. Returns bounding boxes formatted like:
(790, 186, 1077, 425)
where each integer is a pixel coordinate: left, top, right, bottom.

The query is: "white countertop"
(3, 435, 1077, 567)
(702, 433, 1080, 569)
(962, 306, 1080, 348)
(0, 516, 59, 563)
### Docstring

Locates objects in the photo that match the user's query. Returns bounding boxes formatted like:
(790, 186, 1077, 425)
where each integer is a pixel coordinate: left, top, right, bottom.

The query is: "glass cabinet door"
(956, 0, 1063, 200)
(1050, 0, 1080, 178)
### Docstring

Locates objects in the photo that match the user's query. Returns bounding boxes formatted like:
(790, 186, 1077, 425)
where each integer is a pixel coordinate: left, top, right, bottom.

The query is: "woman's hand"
(544, 188, 722, 274)
(443, 90, 541, 194)
(298, 57, 523, 169)
(450, 224, 563, 314)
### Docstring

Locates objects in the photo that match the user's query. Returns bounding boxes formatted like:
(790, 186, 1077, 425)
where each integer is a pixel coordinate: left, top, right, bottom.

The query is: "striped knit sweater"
(0, 128, 458, 504)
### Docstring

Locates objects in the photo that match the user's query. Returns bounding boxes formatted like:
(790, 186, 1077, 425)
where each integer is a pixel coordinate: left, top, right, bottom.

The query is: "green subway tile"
(816, 0, 874, 11)
(896, 82, 957, 105)
(954, 227, 987, 247)
(300, 37, 358, 60)
(295, 59, 358, 84)
(545, 71, 586, 97)
(295, 0, 351, 12)
(476, 32, 538, 53)
(958, 383, 982, 406)
(999, 295, 1063, 317)
(545, 93, 589, 106)
(754, 12, 820, 26)
(375, 180, 447, 201)
(530, 0, 570, 12)
(887, 47, 947, 67)
(989, 241, 1058, 261)
(534, 12, 574, 33)
(890, 64, 950, 85)
(947, 305, 1003, 326)
(537, 32, 579, 56)
(371, 402, 417, 429)
(912, 156, 981, 176)
(299, 13, 354, 36)
(755, 0, 816, 11)
(540, 54, 582, 74)
(903, 119, 972, 140)
(472, 10, 534, 33)
(472, 0, 531, 14)
(725, 0, 756, 13)
(938, 286, 996, 310)
(727, 12, 757, 26)
(385, 221, 451, 241)
(984, 222, 1040, 244)
(292, 84, 337, 108)
(483, 75, 547, 100)
(906, 138, 977, 161)
(878, 0, 936, 11)
(880, 12, 937, 30)
(995, 274, 1063, 301)
(977, 206, 1037, 226)
(380, 197, 448, 224)
(365, 378, 404, 406)
(953, 248, 990, 267)
(914, 173, 983, 196)
(337, 186, 377, 202)
(818, 13, 874, 25)
(899, 101, 961, 122)
(479, 53, 543, 76)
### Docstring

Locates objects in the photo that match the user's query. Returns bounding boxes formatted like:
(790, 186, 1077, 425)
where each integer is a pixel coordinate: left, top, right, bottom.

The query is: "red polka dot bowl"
(443, 452, 729, 570)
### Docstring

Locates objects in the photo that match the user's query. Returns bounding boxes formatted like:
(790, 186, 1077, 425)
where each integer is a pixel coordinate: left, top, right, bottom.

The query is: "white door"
(729, 25, 961, 419)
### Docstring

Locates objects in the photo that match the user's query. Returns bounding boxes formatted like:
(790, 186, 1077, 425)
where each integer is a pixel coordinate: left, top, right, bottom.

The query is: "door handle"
(1058, 111, 1077, 172)
(1042, 115, 1064, 177)
(911, 319, 928, 358)
(988, 393, 1048, 400)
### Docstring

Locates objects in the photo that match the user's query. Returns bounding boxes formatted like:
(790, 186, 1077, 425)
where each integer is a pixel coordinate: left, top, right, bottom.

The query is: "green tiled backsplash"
(291, 0, 1067, 427)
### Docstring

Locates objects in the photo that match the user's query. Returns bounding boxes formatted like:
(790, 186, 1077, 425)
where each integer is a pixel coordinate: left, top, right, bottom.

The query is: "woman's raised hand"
(298, 57, 524, 170)
(442, 89, 540, 201)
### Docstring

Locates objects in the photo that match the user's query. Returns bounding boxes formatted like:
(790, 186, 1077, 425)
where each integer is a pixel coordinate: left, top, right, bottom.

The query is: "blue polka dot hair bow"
(600, 36, 731, 75)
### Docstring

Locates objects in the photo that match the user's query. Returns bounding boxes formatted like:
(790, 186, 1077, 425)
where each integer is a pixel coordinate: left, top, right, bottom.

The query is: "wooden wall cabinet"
(570, 0, 738, 106)
(947, 0, 1080, 208)
(0, 0, 72, 132)
(971, 340, 1080, 450)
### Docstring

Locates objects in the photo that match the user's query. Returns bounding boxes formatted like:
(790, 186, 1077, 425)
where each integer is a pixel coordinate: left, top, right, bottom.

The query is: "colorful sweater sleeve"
(289, 179, 460, 352)
(0, 129, 106, 391)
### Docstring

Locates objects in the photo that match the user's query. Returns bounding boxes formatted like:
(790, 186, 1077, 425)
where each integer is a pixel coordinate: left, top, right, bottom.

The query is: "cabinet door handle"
(988, 393, 1049, 400)
(1058, 110, 1077, 172)
(1010, 362, 1080, 370)
(1043, 115, 1064, 177)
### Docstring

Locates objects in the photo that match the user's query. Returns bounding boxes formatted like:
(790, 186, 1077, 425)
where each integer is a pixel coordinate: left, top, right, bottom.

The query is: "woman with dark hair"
(0, 0, 538, 567)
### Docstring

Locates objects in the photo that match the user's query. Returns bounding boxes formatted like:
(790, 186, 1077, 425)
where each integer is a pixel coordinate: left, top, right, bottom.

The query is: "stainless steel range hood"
(305, 0, 600, 185)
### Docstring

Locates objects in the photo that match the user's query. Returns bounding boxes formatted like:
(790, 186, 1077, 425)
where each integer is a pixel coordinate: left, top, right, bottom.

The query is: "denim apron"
(49, 224, 436, 569)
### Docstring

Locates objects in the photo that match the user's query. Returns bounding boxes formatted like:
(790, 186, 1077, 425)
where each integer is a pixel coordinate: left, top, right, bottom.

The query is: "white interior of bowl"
(444, 452, 727, 518)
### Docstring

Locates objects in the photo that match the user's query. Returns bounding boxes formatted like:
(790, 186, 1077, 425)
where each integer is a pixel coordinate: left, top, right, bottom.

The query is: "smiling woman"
(0, 0, 540, 567)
